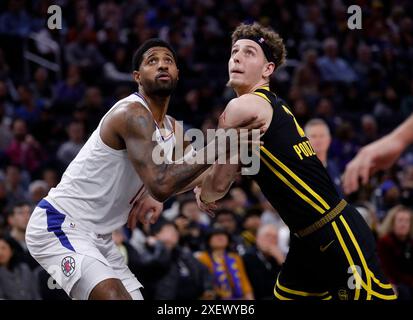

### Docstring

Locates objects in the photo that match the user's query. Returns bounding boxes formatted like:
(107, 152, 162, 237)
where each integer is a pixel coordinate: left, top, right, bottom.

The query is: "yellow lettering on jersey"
(293, 141, 316, 160)
(293, 145, 303, 160)
(300, 143, 309, 156)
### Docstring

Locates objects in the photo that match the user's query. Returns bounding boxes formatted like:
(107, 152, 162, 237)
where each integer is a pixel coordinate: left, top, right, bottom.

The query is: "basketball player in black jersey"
(195, 23, 397, 300)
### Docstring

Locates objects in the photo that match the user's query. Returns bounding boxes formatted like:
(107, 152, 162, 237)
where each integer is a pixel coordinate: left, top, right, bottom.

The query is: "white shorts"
(26, 199, 143, 300)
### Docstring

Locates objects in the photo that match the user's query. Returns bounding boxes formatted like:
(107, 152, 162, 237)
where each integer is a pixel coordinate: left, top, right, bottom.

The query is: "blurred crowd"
(0, 0, 412, 300)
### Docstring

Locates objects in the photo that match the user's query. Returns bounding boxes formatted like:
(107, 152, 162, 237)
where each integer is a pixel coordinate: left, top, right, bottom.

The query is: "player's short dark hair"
(132, 38, 177, 71)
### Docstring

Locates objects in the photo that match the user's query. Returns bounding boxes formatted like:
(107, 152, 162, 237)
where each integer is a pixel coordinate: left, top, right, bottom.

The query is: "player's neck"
(234, 80, 270, 97)
(139, 90, 169, 126)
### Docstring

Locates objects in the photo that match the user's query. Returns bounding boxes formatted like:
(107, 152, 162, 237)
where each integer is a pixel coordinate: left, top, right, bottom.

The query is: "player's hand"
(127, 193, 163, 228)
(343, 135, 405, 194)
(194, 186, 217, 217)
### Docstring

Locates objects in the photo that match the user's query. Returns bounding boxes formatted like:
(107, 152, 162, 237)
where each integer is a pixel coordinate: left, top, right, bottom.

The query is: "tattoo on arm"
(123, 105, 210, 201)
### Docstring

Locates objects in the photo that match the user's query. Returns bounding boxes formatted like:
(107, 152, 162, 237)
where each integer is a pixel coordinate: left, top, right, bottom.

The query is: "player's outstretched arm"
(199, 95, 266, 204)
(119, 103, 211, 202)
(119, 102, 261, 202)
(343, 114, 413, 194)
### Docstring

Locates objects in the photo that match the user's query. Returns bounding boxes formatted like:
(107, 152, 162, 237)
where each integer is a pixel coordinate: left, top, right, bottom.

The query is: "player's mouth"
(156, 72, 171, 80)
(230, 69, 244, 75)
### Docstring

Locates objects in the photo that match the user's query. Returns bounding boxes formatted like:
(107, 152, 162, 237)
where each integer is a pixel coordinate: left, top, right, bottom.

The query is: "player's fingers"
(343, 162, 358, 194)
(360, 159, 372, 186)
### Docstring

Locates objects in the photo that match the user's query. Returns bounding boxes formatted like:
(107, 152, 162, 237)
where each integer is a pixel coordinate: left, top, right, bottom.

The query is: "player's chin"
(227, 78, 243, 88)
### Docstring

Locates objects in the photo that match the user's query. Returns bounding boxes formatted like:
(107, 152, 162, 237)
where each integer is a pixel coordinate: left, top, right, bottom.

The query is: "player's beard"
(145, 77, 178, 97)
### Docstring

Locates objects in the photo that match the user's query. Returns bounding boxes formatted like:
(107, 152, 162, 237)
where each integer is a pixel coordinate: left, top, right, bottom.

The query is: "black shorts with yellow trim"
(274, 204, 397, 301)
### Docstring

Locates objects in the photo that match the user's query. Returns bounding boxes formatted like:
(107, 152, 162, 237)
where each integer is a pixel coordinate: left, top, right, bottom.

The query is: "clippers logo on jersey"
(61, 256, 76, 277)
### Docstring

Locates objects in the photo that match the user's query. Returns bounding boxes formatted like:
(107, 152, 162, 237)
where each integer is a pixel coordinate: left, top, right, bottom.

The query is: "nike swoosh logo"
(320, 240, 335, 252)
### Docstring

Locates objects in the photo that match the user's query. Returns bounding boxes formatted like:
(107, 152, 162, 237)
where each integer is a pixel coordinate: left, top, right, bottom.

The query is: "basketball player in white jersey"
(25, 39, 262, 300)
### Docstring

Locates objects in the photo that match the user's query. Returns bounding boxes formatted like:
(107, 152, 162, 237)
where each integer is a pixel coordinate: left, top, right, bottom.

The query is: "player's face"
(135, 47, 179, 97)
(305, 124, 331, 155)
(228, 39, 267, 91)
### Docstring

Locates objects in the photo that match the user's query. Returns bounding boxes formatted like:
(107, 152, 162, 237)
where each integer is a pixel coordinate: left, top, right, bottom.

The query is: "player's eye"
(231, 49, 238, 56)
(165, 57, 173, 64)
(148, 58, 157, 64)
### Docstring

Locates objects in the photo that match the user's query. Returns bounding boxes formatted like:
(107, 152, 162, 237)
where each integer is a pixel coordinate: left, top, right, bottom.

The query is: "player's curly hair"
(231, 23, 287, 69)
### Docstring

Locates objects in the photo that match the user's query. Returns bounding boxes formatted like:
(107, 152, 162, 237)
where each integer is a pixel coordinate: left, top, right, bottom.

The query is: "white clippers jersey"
(46, 93, 176, 235)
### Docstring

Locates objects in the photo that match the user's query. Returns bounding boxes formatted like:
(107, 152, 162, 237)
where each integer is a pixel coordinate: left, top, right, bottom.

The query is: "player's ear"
(133, 70, 141, 85)
(263, 62, 275, 78)
(177, 68, 179, 80)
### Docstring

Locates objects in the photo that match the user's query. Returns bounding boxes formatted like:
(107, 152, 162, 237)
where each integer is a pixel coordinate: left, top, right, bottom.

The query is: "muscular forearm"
(147, 136, 230, 201)
(200, 163, 238, 203)
(176, 168, 211, 195)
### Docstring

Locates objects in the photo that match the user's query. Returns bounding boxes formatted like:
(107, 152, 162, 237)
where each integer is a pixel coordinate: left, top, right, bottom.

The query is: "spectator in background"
(242, 224, 284, 300)
(0, 236, 41, 299)
(28, 180, 49, 206)
(112, 228, 140, 276)
(65, 28, 105, 72)
(292, 49, 320, 100)
(213, 208, 246, 255)
(42, 168, 59, 190)
(4, 164, 28, 206)
(80, 86, 106, 132)
(180, 196, 210, 233)
(5, 202, 37, 269)
(0, 0, 32, 37)
(57, 121, 85, 168)
(137, 222, 213, 300)
(401, 79, 413, 117)
(360, 114, 379, 146)
(305, 118, 344, 197)
(241, 208, 262, 249)
(329, 121, 359, 172)
(229, 187, 250, 216)
(197, 228, 254, 300)
(173, 213, 205, 252)
(373, 180, 401, 221)
(400, 164, 413, 206)
(14, 84, 44, 127)
(0, 179, 8, 220)
(5, 118, 45, 174)
(53, 64, 86, 115)
(103, 46, 134, 83)
(0, 101, 12, 151)
(377, 205, 413, 300)
(30, 67, 53, 106)
(317, 37, 357, 83)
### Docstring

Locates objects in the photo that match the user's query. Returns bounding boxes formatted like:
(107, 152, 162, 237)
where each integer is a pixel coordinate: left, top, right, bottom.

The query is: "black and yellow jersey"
(253, 86, 342, 232)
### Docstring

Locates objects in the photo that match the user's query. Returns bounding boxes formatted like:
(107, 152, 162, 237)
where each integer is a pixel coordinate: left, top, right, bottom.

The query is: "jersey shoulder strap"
(253, 87, 286, 110)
